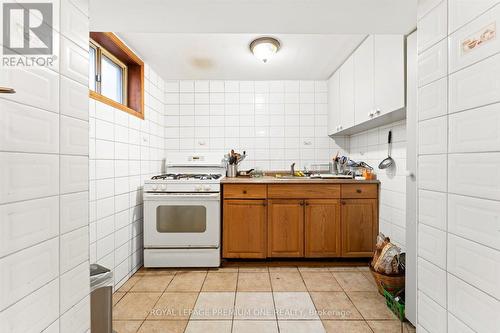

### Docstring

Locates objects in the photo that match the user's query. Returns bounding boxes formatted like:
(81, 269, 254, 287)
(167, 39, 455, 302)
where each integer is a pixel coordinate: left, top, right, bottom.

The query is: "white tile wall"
(348, 121, 407, 248)
(417, 1, 500, 331)
(164, 80, 344, 170)
(89, 64, 165, 289)
(0, 0, 90, 331)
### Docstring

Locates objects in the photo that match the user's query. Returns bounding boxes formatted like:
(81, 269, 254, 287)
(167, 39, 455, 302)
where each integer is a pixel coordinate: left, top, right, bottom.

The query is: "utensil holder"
(329, 162, 339, 175)
(227, 164, 238, 178)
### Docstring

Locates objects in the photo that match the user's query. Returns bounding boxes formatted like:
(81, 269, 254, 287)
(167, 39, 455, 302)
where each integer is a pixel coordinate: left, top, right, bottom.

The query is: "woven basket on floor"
(369, 265, 405, 295)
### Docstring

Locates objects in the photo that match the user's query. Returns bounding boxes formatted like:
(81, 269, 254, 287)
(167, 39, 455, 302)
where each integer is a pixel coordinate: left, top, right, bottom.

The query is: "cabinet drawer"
(341, 184, 378, 198)
(268, 185, 340, 199)
(223, 184, 267, 199)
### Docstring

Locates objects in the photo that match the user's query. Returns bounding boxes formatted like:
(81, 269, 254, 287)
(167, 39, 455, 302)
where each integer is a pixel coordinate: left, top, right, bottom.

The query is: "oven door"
(144, 192, 220, 248)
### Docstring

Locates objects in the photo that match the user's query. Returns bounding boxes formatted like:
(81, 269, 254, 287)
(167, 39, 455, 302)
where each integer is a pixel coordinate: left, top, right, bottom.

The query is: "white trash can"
(90, 264, 114, 333)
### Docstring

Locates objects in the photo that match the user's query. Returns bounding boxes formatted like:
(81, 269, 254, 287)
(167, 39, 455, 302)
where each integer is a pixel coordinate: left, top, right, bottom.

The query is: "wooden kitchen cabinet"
(268, 199, 304, 257)
(221, 182, 379, 259)
(223, 199, 267, 258)
(341, 199, 378, 257)
(304, 199, 341, 257)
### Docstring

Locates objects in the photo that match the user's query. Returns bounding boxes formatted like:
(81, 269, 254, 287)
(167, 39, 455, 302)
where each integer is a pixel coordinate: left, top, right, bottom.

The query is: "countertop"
(221, 176, 380, 184)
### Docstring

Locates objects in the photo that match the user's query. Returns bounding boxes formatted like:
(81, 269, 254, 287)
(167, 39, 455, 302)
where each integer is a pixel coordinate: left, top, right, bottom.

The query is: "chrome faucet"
(290, 162, 296, 176)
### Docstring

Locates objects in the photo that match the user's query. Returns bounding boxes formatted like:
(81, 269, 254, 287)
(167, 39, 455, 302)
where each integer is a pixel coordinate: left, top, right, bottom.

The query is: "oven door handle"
(144, 192, 220, 199)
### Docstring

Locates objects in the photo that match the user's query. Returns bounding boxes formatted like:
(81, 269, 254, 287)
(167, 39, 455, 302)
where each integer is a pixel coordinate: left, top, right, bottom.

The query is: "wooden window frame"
(89, 32, 144, 120)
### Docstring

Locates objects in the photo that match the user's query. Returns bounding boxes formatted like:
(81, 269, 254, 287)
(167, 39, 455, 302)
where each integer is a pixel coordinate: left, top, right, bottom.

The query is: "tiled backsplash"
(348, 120, 407, 249)
(89, 65, 165, 289)
(417, 1, 500, 332)
(0, 0, 90, 331)
(164, 80, 346, 170)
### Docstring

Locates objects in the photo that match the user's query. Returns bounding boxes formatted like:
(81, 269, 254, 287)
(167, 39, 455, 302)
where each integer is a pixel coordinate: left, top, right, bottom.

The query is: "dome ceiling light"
(249, 37, 281, 63)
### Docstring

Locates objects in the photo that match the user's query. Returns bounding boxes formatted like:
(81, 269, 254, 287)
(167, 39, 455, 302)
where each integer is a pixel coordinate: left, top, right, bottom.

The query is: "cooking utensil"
(378, 130, 395, 169)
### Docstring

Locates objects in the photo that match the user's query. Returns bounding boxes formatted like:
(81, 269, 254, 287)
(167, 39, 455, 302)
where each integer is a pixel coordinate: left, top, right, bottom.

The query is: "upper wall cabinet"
(374, 35, 405, 117)
(328, 35, 405, 136)
(327, 71, 340, 135)
(354, 35, 375, 125)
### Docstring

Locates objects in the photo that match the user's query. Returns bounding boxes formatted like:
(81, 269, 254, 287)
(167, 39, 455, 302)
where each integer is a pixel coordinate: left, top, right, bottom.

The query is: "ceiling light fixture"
(250, 37, 280, 63)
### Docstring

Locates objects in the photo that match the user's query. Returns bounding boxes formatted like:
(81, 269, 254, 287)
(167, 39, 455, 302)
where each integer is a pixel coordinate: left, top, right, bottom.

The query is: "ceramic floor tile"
(113, 320, 142, 333)
(297, 266, 331, 272)
(130, 275, 175, 292)
(301, 272, 342, 292)
(113, 291, 126, 306)
(322, 320, 372, 333)
(367, 320, 403, 332)
(232, 320, 278, 333)
(190, 292, 235, 320)
(137, 320, 187, 333)
(113, 292, 162, 320)
(270, 272, 307, 291)
(348, 292, 397, 320)
(166, 272, 207, 292)
(356, 266, 370, 272)
(209, 266, 239, 272)
(403, 321, 416, 333)
(184, 320, 232, 333)
(268, 266, 299, 272)
(333, 272, 378, 292)
(117, 275, 142, 292)
(328, 267, 361, 272)
(273, 292, 319, 320)
(136, 268, 178, 276)
(202, 272, 238, 291)
(309, 292, 362, 320)
(238, 266, 269, 272)
(147, 292, 198, 320)
(278, 320, 326, 333)
(237, 272, 271, 291)
(362, 271, 378, 286)
(234, 292, 275, 320)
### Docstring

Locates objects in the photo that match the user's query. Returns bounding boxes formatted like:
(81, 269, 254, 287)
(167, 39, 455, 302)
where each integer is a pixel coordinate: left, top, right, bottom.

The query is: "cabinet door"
(354, 36, 375, 125)
(339, 56, 355, 130)
(327, 71, 340, 135)
(374, 35, 405, 116)
(341, 199, 378, 257)
(268, 200, 304, 257)
(304, 199, 341, 257)
(223, 200, 267, 258)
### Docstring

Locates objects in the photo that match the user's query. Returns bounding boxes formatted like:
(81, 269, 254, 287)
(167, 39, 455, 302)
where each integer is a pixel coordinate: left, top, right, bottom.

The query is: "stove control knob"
(195, 185, 202, 192)
(160, 184, 167, 191)
(152, 184, 159, 191)
(203, 185, 211, 192)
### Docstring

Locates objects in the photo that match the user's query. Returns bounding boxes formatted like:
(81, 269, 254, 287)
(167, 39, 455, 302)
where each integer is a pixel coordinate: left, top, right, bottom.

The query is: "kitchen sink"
(275, 175, 311, 180)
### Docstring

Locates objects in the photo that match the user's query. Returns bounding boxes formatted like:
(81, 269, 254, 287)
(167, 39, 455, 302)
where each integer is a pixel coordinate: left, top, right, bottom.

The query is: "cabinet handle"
(341, 200, 346, 205)
(356, 189, 362, 193)
(242, 190, 247, 194)
(375, 109, 381, 115)
(300, 201, 305, 206)
(368, 112, 374, 118)
(305, 201, 309, 206)
(262, 202, 267, 206)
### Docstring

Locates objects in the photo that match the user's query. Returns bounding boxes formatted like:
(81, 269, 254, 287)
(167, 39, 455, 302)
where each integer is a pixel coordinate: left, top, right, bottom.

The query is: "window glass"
(101, 55, 123, 103)
(89, 47, 96, 91)
(156, 206, 207, 233)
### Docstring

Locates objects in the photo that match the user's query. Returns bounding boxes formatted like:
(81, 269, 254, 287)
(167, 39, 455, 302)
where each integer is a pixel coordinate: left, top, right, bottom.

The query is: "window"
(89, 41, 127, 104)
(89, 32, 144, 119)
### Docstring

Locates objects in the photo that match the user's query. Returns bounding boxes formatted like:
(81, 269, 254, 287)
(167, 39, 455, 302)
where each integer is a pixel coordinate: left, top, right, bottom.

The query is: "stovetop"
(151, 173, 223, 181)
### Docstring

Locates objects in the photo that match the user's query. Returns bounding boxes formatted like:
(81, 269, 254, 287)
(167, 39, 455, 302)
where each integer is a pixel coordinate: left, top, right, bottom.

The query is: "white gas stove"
(143, 153, 225, 268)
